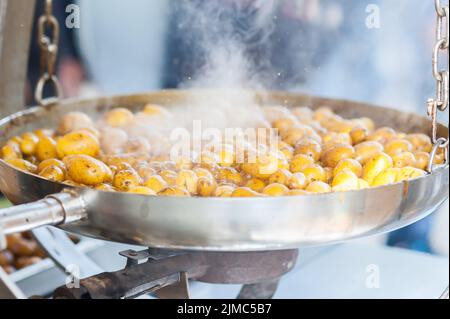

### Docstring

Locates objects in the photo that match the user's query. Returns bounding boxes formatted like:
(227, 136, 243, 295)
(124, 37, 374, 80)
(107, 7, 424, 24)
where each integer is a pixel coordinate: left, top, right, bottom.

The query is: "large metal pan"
(0, 90, 448, 251)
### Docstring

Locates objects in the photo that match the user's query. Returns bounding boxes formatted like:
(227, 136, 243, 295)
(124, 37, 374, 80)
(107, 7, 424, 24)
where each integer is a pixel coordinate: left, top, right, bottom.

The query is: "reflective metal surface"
(0, 90, 448, 251)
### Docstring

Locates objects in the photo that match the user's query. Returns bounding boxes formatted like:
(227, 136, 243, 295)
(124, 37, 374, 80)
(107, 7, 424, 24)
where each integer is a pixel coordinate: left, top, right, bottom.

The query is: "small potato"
(58, 112, 94, 135)
(128, 186, 156, 196)
(350, 126, 368, 145)
(20, 133, 39, 156)
(354, 141, 384, 164)
(384, 139, 413, 156)
(294, 138, 322, 161)
(6, 159, 37, 173)
(37, 158, 66, 173)
(302, 165, 327, 184)
(287, 189, 310, 196)
(144, 175, 169, 193)
(197, 177, 217, 197)
(0, 251, 14, 267)
(241, 152, 279, 179)
(124, 137, 151, 154)
(392, 152, 417, 168)
(95, 183, 115, 192)
(413, 152, 430, 170)
(34, 129, 54, 139)
(289, 154, 315, 173)
(321, 132, 352, 148)
(216, 145, 235, 167)
(193, 167, 214, 181)
(158, 186, 190, 197)
(199, 151, 220, 171)
(8, 238, 38, 257)
(262, 183, 289, 196)
(367, 127, 397, 144)
(371, 168, 400, 187)
(272, 117, 299, 133)
(216, 167, 243, 186)
(214, 184, 236, 197)
(113, 169, 142, 191)
(321, 144, 355, 168)
(333, 159, 363, 177)
(282, 126, 320, 146)
(176, 170, 199, 194)
(64, 155, 111, 186)
(313, 107, 335, 122)
(278, 141, 294, 161)
(354, 117, 375, 132)
(406, 134, 433, 152)
(231, 187, 262, 197)
(142, 104, 172, 117)
(245, 178, 267, 192)
(305, 181, 331, 194)
(332, 170, 359, 192)
(14, 256, 42, 270)
(36, 135, 57, 161)
(288, 172, 308, 190)
(56, 130, 100, 158)
(99, 127, 128, 155)
(39, 165, 65, 182)
(268, 169, 292, 186)
(396, 167, 427, 182)
(135, 163, 157, 181)
(362, 153, 394, 184)
(104, 108, 134, 127)
(160, 170, 178, 185)
(1, 143, 22, 160)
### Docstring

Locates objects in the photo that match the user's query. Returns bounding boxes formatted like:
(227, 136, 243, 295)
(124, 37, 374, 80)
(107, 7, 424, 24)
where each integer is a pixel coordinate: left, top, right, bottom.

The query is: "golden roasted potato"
(231, 187, 262, 197)
(104, 108, 134, 127)
(354, 141, 384, 164)
(350, 126, 369, 145)
(58, 112, 94, 135)
(241, 151, 279, 179)
(245, 178, 267, 192)
(36, 135, 58, 161)
(1, 143, 22, 161)
(305, 181, 332, 193)
(262, 183, 289, 196)
(332, 170, 359, 192)
(406, 134, 433, 152)
(197, 177, 217, 197)
(64, 155, 111, 186)
(321, 144, 355, 168)
(56, 130, 100, 158)
(289, 154, 315, 173)
(294, 138, 322, 161)
(20, 133, 39, 156)
(371, 168, 400, 187)
(392, 152, 417, 168)
(5, 159, 37, 173)
(333, 158, 363, 177)
(142, 104, 172, 117)
(39, 165, 65, 182)
(367, 127, 397, 144)
(396, 167, 427, 182)
(214, 184, 236, 197)
(302, 164, 327, 184)
(413, 152, 430, 170)
(113, 169, 142, 191)
(143, 175, 168, 193)
(362, 153, 393, 184)
(128, 186, 157, 196)
(158, 186, 190, 197)
(176, 170, 199, 194)
(384, 139, 413, 156)
(268, 169, 292, 186)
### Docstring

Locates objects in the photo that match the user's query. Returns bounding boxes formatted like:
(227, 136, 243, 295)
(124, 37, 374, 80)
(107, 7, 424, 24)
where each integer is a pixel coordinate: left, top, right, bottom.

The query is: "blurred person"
(73, 0, 444, 252)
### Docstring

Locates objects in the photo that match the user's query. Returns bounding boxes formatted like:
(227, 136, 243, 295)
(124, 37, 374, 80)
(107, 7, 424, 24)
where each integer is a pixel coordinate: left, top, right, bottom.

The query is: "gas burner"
(53, 248, 299, 299)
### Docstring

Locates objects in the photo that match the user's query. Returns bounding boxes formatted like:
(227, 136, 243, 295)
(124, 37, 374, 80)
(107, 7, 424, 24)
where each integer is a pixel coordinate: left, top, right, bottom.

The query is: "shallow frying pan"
(0, 90, 448, 251)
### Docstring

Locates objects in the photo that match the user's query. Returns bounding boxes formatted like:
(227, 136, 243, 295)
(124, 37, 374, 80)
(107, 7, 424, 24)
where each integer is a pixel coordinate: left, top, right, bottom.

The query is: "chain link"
(427, 0, 449, 172)
(34, 0, 63, 106)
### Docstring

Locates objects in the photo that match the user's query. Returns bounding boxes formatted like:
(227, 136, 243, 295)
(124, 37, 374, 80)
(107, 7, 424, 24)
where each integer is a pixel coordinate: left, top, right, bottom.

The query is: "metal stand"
(53, 248, 298, 299)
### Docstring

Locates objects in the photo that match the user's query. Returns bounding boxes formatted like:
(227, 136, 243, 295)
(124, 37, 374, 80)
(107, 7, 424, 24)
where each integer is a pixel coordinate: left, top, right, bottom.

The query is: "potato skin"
(57, 130, 100, 158)
(64, 155, 110, 186)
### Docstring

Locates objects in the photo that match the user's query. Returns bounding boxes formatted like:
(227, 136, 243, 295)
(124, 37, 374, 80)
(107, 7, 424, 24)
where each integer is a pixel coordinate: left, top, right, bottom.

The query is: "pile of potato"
(0, 234, 45, 274)
(1, 104, 445, 197)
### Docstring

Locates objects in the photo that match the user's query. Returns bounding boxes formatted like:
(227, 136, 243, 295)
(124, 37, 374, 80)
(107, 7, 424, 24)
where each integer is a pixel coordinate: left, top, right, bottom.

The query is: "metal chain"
(427, 0, 449, 172)
(34, 0, 63, 106)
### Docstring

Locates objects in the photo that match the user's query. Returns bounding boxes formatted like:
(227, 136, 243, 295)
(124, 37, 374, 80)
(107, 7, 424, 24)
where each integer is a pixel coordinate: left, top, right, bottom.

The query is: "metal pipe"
(0, 192, 87, 248)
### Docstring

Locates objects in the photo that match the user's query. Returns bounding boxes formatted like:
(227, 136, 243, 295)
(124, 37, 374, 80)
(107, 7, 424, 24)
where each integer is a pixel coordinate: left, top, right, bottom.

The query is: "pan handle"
(0, 191, 86, 249)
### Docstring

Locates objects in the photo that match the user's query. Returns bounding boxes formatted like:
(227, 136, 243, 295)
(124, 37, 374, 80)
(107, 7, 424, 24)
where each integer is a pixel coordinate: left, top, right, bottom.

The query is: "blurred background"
(6, 0, 450, 257)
